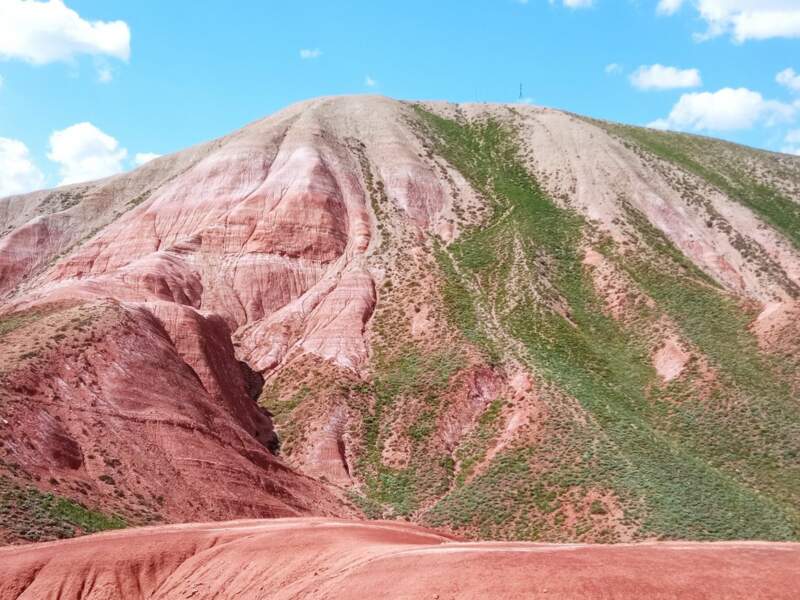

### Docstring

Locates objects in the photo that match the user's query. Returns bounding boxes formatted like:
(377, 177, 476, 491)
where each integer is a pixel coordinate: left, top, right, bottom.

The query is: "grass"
(126, 191, 151, 208)
(411, 105, 800, 540)
(434, 242, 501, 364)
(352, 345, 461, 516)
(261, 383, 311, 424)
(451, 398, 503, 488)
(603, 123, 800, 252)
(0, 308, 45, 338)
(0, 476, 126, 542)
(612, 203, 800, 509)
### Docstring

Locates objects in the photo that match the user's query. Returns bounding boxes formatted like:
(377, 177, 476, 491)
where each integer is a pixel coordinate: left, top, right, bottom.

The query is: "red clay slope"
(0, 298, 349, 534)
(1, 518, 798, 600)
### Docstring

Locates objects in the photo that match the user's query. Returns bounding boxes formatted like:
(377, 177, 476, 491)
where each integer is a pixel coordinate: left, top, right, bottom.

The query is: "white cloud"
(650, 87, 796, 131)
(726, 6, 800, 42)
(784, 129, 800, 154)
(659, 1, 800, 42)
(777, 68, 800, 94)
(97, 65, 112, 83)
(0, 137, 45, 197)
(364, 75, 377, 87)
(134, 152, 161, 166)
(657, 0, 685, 15)
(646, 118, 671, 131)
(605, 63, 622, 75)
(0, 0, 130, 65)
(548, 0, 593, 7)
(47, 122, 127, 185)
(299, 48, 321, 60)
(630, 64, 702, 90)
(0, 74, 4, 89)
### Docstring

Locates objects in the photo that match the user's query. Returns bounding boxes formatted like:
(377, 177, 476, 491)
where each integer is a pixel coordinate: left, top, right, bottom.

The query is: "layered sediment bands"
(1, 95, 799, 544)
(0, 300, 343, 529)
(512, 109, 800, 302)
(0, 142, 217, 298)
(1, 519, 799, 600)
(0, 96, 456, 537)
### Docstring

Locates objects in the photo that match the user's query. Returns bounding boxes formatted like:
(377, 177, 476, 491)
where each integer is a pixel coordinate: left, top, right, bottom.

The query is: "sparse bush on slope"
(409, 106, 800, 541)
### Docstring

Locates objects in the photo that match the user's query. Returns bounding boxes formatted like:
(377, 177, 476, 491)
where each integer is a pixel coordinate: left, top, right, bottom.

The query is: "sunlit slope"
(1, 96, 798, 543)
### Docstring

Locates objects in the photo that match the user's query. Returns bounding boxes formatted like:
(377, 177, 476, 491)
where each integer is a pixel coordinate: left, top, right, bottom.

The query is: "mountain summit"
(1, 96, 799, 544)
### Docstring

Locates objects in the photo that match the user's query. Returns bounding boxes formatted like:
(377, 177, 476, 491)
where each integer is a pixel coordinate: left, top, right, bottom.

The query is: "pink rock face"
(653, 338, 691, 383)
(1, 518, 798, 600)
(301, 404, 352, 485)
(0, 300, 345, 523)
(0, 96, 455, 529)
(13, 101, 391, 373)
(0, 216, 60, 296)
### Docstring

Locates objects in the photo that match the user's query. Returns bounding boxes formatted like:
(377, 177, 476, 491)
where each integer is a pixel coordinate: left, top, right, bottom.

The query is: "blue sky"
(1, 0, 800, 196)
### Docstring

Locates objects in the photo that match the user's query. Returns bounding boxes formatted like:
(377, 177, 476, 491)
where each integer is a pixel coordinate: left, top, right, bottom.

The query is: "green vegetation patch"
(451, 398, 503, 488)
(604, 123, 800, 251)
(412, 105, 800, 540)
(0, 476, 126, 543)
(352, 345, 461, 517)
(0, 308, 46, 339)
(613, 203, 800, 512)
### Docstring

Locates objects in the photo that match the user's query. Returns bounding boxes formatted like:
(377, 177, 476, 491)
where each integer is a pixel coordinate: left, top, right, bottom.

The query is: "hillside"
(3, 518, 798, 600)
(1, 95, 799, 545)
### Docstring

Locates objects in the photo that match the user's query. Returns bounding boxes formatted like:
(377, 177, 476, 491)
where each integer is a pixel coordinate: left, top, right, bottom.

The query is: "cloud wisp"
(777, 68, 800, 94)
(48, 122, 127, 185)
(659, 0, 800, 42)
(550, 0, 594, 8)
(630, 64, 702, 91)
(299, 48, 322, 60)
(656, 0, 684, 16)
(0, 0, 130, 65)
(134, 152, 162, 166)
(783, 129, 800, 155)
(648, 87, 796, 132)
(0, 137, 45, 198)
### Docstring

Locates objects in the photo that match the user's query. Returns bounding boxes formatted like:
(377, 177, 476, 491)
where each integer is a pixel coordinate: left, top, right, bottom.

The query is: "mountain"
(1, 95, 799, 545)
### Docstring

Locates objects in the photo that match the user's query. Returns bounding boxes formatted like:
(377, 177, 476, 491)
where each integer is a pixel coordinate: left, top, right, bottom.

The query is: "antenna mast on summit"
(519, 83, 523, 101)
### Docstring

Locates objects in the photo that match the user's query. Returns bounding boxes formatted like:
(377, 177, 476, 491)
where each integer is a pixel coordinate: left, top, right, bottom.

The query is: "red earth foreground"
(1, 518, 798, 599)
